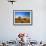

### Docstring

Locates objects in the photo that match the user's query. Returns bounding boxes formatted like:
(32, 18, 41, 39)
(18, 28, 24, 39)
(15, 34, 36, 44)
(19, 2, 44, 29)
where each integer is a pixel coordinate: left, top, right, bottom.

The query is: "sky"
(15, 12, 32, 18)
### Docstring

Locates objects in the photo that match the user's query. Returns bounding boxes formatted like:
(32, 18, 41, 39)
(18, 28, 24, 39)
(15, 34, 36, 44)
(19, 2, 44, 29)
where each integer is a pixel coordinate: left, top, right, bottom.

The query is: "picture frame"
(13, 10, 32, 25)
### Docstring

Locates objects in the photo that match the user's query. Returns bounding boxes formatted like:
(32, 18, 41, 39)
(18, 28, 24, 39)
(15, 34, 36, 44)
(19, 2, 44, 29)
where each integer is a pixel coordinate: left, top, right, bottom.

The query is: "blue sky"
(15, 12, 31, 18)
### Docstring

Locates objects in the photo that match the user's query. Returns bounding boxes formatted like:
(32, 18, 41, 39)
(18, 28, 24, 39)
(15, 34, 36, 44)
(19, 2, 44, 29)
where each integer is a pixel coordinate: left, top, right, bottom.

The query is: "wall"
(0, 0, 46, 42)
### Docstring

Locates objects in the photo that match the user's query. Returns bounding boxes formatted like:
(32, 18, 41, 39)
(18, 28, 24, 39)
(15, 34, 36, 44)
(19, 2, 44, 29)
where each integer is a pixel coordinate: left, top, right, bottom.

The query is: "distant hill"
(15, 17, 31, 23)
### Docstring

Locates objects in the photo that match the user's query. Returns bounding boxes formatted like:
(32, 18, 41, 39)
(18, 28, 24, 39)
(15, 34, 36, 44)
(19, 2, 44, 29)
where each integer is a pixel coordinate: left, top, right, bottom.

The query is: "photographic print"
(13, 10, 32, 25)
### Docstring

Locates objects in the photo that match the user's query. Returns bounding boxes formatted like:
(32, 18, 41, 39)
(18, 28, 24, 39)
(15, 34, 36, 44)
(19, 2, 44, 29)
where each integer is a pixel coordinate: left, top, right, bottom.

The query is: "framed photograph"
(13, 10, 32, 25)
